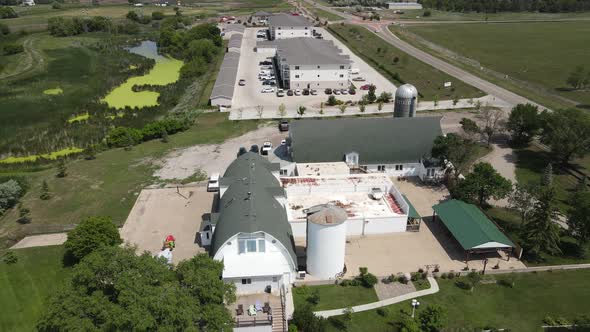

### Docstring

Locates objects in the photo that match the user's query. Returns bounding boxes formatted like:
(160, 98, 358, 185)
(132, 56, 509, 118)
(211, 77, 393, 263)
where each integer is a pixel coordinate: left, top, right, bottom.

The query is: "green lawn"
(322, 270, 590, 332)
(399, 22, 590, 108)
(0, 246, 70, 331)
(0, 113, 262, 248)
(293, 284, 378, 311)
(307, 6, 345, 21)
(328, 24, 483, 101)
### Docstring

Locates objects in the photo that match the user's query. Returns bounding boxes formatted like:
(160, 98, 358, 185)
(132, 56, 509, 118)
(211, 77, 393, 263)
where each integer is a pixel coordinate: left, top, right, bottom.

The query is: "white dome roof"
(395, 84, 418, 99)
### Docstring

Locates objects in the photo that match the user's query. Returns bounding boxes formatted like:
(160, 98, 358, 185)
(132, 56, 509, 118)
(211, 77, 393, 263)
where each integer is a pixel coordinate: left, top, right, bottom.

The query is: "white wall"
(363, 162, 422, 177)
(213, 233, 296, 294)
(289, 64, 350, 83)
(211, 96, 232, 107)
(290, 216, 407, 239)
(271, 26, 311, 39)
(228, 275, 282, 295)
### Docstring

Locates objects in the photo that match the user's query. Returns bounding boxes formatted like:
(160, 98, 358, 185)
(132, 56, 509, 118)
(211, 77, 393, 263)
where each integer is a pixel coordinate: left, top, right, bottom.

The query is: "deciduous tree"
(452, 162, 512, 206)
(37, 247, 234, 331)
(64, 216, 122, 262)
(431, 133, 476, 180)
(506, 103, 541, 145)
(460, 117, 480, 141)
(541, 108, 590, 166)
(418, 304, 446, 332)
(568, 191, 590, 246)
(508, 184, 536, 225)
(478, 108, 505, 146)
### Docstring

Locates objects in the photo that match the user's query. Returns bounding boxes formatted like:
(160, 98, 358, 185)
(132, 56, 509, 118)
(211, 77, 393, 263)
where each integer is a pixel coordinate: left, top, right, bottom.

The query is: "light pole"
(411, 299, 420, 318)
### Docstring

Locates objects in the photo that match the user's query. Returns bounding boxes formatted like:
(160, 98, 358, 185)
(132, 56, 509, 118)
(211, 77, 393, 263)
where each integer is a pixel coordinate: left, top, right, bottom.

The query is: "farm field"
(310, 270, 590, 332)
(102, 41, 184, 109)
(392, 9, 590, 21)
(0, 113, 261, 249)
(0, 246, 71, 332)
(399, 22, 590, 108)
(305, 5, 345, 21)
(328, 24, 483, 101)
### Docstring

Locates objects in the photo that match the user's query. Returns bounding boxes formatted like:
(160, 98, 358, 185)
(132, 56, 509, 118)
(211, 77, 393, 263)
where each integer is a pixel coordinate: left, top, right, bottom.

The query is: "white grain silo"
(306, 204, 347, 280)
(393, 84, 418, 118)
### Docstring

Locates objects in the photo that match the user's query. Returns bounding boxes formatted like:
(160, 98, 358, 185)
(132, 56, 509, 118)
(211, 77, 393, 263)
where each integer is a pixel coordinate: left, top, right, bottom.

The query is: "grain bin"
(306, 204, 347, 279)
(393, 84, 418, 118)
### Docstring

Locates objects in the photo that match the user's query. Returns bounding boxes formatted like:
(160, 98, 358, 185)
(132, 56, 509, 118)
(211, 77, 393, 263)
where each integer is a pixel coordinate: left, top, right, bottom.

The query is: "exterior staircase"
(271, 301, 286, 332)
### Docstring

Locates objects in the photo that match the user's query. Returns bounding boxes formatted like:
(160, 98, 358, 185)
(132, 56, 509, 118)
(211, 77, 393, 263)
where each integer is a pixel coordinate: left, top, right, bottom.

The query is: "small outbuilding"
(432, 200, 516, 261)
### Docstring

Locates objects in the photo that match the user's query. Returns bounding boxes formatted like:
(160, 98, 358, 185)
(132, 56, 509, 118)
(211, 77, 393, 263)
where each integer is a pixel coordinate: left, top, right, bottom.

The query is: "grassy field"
(0, 32, 153, 156)
(7, 4, 207, 32)
(392, 9, 590, 21)
(317, 270, 590, 331)
(399, 22, 590, 108)
(293, 284, 378, 311)
(0, 113, 262, 248)
(0, 246, 70, 331)
(328, 24, 483, 101)
(306, 5, 345, 21)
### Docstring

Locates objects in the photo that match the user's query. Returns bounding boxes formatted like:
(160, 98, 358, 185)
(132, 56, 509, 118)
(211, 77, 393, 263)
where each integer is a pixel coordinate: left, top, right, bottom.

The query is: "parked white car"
(261, 87, 275, 93)
(294, 89, 302, 96)
(207, 173, 220, 192)
(261, 142, 273, 155)
(276, 89, 285, 97)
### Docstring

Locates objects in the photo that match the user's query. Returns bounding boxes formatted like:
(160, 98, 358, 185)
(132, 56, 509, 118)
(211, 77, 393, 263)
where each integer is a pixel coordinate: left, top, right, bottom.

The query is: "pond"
(101, 41, 184, 109)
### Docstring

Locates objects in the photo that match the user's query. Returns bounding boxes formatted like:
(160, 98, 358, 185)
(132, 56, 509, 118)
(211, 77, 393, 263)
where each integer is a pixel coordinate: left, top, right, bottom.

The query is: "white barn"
(268, 13, 313, 40)
(202, 153, 297, 295)
(287, 117, 445, 180)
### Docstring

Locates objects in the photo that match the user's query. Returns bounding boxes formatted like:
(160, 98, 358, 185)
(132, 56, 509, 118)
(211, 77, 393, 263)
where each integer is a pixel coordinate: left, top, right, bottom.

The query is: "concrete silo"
(393, 84, 418, 118)
(306, 205, 347, 280)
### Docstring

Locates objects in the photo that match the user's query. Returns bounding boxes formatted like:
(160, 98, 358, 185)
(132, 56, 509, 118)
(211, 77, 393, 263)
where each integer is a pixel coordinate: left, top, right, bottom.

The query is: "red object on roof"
(291, 12, 299, 16)
(166, 235, 175, 242)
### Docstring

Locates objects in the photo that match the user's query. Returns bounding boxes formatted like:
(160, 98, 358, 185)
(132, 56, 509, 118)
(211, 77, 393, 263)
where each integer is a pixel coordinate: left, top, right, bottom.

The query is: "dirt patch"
(154, 125, 286, 180)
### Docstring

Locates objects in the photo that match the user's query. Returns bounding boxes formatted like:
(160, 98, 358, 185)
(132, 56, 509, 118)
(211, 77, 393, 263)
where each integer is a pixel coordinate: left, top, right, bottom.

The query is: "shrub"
(0, 23, 10, 35)
(64, 216, 122, 262)
(327, 95, 338, 106)
(2, 251, 18, 264)
(106, 127, 143, 148)
(423, 10, 432, 17)
(126, 11, 140, 22)
(355, 267, 377, 288)
(2, 43, 24, 55)
(51, 1, 62, 9)
(398, 274, 409, 284)
(0, 179, 22, 215)
(152, 11, 165, 20)
(376, 308, 387, 317)
(0, 7, 18, 19)
(116, 22, 140, 34)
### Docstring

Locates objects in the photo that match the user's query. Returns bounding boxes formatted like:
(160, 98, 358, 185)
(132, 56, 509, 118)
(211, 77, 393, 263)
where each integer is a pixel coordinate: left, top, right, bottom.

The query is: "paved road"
(301, 0, 547, 110)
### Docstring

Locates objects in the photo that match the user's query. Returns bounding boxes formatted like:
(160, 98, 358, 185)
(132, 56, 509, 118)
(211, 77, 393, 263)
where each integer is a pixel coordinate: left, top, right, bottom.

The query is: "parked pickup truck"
(261, 141, 273, 155)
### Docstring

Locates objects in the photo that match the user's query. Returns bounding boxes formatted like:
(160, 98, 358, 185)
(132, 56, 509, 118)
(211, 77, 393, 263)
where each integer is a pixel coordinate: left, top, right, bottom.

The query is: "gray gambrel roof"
(228, 34, 243, 49)
(223, 24, 245, 33)
(276, 38, 350, 66)
(210, 153, 297, 268)
(211, 53, 240, 100)
(269, 13, 312, 27)
(290, 117, 443, 164)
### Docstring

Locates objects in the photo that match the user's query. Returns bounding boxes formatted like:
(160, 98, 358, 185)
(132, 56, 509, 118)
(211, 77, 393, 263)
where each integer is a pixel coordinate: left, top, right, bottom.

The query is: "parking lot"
(232, 27, 397, 110)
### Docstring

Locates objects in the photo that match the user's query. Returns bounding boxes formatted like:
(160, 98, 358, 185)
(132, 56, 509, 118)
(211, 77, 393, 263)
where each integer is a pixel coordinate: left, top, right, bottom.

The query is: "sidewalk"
(11, 232, 68, 249)
(228, 95, 510, 120)
(314, 277, 439, 318)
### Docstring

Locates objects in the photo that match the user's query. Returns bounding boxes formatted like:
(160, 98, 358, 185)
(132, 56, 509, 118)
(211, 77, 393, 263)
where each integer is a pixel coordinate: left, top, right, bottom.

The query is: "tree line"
(28, 216, 236, 330)
(432, 103, 590, 261)
(420, 0, 590, 13)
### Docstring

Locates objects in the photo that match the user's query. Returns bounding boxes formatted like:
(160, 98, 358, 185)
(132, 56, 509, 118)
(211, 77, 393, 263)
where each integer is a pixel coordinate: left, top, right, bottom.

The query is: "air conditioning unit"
(297, 271, 306, 280)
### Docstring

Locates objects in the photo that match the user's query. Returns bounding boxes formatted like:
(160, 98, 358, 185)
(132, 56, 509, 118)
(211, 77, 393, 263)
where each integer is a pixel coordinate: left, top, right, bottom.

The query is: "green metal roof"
(289, 117, 443, 164)
(402, 194, 420, 219)
(432, 200, 515, 250)
(210, 153, 297, 268)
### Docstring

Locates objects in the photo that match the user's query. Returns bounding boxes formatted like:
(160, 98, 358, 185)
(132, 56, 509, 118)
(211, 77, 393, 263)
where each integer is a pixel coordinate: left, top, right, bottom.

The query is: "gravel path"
(154, 125, 286, 180)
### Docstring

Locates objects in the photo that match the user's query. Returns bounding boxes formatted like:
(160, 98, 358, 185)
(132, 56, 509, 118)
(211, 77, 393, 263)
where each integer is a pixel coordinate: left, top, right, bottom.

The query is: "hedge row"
(106, 118, 190, 148)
